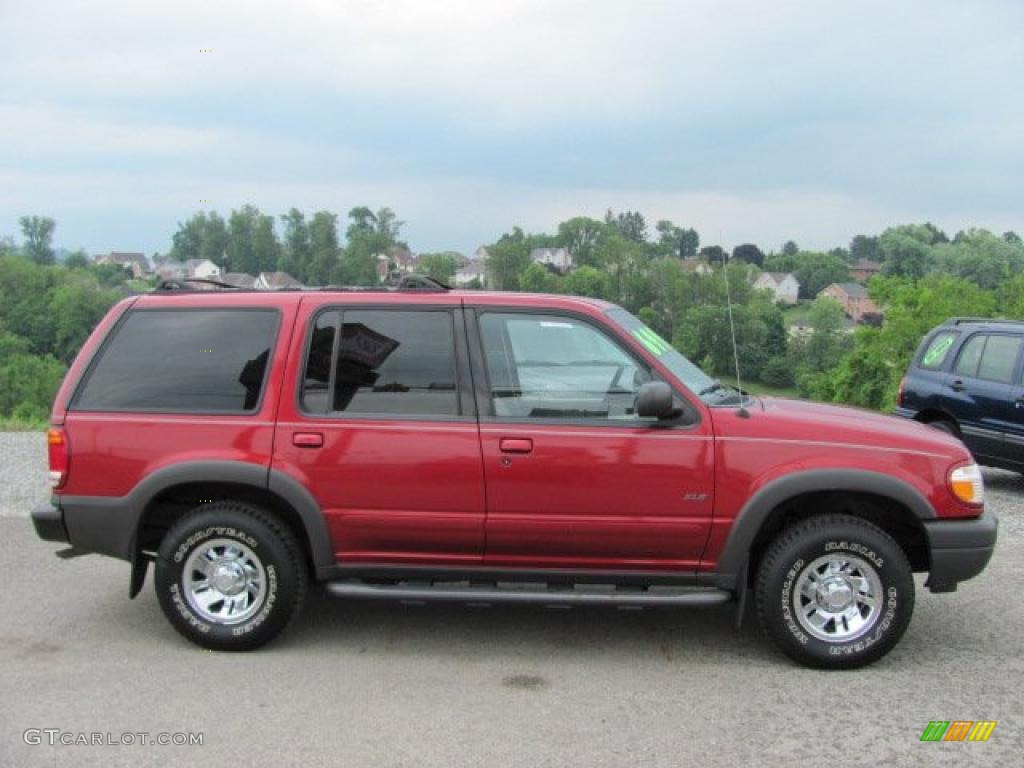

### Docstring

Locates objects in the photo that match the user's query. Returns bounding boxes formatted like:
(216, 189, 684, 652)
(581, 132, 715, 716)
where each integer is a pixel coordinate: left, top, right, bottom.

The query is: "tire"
(155, 501, 308, 651)
(755, 514, 914, 669)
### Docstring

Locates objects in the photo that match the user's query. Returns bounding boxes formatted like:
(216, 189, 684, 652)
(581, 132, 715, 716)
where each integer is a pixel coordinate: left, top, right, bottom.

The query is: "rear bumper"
(31, 503, 69, 544)
(923, 509, 998, 592)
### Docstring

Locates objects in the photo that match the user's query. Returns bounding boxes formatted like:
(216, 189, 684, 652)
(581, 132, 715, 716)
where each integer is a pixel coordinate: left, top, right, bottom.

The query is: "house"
(753, 272, 800, 304)
(454, 261, 487, 288)
(850, 259, 882, 282)
(154, 263, 186, 281)
(93, 252, 150, 278)
(819, 282, 880, 323)
(255, 271, 301, 289)
(220, 272, 257, 288)
(183, 259, 222, 279)
(680, 259, 713, 276)
(530, 247, 572, 274)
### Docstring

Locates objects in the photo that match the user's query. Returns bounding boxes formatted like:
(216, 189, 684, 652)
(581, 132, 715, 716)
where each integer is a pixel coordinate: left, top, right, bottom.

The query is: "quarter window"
(300, 309, 460, 417)
(74, 309, 278, 412)
(919, 331, 958, 370)
(478, 313, 651, 421)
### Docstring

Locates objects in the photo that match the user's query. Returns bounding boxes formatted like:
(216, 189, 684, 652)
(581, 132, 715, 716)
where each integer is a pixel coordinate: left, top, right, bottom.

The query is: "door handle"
(292, 432, 324, 448)
(499, 438, 533, 454)
(950, 379, 966, 392)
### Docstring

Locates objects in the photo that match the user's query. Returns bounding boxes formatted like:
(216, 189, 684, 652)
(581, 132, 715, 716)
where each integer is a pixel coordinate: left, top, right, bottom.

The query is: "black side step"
(326, 581, 732, 607)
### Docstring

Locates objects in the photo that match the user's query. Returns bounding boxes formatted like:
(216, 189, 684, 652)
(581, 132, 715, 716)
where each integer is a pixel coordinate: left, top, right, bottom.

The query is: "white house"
(454, 261, 487, 287)
(753, 272, 800, 304)
(529, 247, 572, 274)
(183, 259, 222, 279)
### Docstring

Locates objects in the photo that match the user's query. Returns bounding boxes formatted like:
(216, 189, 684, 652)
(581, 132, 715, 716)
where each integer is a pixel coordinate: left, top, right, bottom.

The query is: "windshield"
(605, 307, 750, 407)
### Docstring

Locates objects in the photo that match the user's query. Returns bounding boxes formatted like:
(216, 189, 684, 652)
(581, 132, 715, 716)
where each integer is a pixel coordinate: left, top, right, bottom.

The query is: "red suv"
(31, 280, 996, 668)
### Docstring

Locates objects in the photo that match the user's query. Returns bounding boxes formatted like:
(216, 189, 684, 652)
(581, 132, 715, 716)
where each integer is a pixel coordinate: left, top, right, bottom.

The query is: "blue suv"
(896, 318, 1024, 473)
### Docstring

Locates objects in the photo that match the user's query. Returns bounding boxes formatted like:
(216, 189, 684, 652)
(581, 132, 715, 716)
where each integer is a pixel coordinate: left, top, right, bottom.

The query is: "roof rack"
(947, 317, 1024, 327)
(155, 277, 241, 291)
(151, 274, 452, 294)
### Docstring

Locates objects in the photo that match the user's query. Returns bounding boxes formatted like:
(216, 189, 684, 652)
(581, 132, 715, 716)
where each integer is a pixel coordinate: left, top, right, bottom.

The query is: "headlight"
(949, 463, 984, 506)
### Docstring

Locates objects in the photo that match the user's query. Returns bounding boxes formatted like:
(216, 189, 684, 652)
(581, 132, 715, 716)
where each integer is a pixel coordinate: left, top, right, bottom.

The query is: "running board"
(326, 581, 732, 607)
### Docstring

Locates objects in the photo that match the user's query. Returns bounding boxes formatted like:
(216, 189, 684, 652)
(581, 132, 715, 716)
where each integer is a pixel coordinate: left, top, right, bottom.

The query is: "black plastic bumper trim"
(31, 503, 68, 544)
(923, 509, 997, 592)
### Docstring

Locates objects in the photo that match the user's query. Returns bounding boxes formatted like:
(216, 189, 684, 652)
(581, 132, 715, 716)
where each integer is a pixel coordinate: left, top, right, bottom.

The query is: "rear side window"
(300, 309, 460, 417)
(954, 333, 1024, 383)
(977, 335, 1022, 383)
(74, 309, 278, 412)
(918, 331, 958, 370)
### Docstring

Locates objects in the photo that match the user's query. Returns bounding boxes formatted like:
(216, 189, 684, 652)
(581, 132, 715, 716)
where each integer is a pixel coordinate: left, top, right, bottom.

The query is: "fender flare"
(713, 468, 936, 588)
(59, 460, 334, 577)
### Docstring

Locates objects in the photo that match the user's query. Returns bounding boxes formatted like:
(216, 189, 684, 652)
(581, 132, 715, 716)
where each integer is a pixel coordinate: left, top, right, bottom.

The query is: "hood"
(713, 396, 968, 460)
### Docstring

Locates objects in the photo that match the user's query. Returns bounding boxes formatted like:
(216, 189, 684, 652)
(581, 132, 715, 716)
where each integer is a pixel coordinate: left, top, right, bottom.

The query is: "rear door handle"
(499, 438, 533, 454)
(292, 432, 324, 448)
(950, 379, 966, 392)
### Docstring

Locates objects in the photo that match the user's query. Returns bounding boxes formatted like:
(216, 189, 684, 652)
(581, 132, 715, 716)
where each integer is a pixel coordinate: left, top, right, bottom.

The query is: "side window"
(478, 313, 651, 421)
(919, 331, 958, 370)
(74, 309, 278, 412)
(954, 335, 986, 378)
(300, 309, 460, 417)
(977, 335, 1022, 383)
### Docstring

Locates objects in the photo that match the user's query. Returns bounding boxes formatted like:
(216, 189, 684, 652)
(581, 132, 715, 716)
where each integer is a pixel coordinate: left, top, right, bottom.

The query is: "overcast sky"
(1, 0, 1022, 256)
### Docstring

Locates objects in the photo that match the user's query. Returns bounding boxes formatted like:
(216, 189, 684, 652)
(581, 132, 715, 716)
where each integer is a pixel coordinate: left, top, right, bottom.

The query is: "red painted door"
(273, 300, 486, 565)
(471, 310, 714, 570)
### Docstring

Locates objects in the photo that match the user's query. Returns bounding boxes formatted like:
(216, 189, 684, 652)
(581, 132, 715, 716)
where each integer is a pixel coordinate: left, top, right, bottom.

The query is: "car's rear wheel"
(755, 514, 914, 669)
(155, 501, 307, 651)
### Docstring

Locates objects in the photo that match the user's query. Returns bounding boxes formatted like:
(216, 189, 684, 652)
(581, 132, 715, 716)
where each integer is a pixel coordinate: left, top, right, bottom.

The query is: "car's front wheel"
(154, 501, 307, 651)
(755, 514, 914, 669)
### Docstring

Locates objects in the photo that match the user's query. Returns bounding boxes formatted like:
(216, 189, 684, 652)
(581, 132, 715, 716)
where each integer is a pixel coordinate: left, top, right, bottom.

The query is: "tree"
(680, 228, 699, 258)
(65, 250, 89, 269)
(815, 275, 996, 408)
(605, 209, 647, 243)
(19, 216, 56, 265)
(699, 245, 725, 263)
(171, 211, 229, 267)
(279, 209, 312, 282)
(341, 206, 403, 284)
(308, 211, 341, 285)
(878, 226, 935, 278)
(850, 235, 879, 263)
(782, 240, 799, 257)
(415, 252, 459, 285)
(557, 217, 607, 267)
(485, 228, 531, 291)
(519, 262, 560, 293)
(731, 243, 765, 267)
(1003, 231, 1022, 245)
(563, 265, 611, 300)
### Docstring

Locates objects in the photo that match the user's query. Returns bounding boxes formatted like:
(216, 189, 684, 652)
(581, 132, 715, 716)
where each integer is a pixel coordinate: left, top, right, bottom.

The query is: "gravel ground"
(1, 431, 1022, 767)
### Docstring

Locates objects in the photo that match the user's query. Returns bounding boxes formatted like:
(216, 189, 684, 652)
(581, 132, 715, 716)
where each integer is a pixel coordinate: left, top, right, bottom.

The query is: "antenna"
(721, 236, 750, 417)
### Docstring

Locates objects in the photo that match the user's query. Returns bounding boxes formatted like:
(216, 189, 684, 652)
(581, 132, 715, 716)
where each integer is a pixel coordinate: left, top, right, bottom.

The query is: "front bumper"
(31, 503, 69, 544)
(923, 508, 998, 592)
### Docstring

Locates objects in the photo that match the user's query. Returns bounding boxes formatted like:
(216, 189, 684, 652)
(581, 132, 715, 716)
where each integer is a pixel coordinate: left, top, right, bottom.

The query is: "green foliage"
(814, 275, 996, 408)
(171, 211, 228, 266)
(0, 330, 65, 421)
(415, 252, 459, 285)
(19, 216, 56, 265)
(764, 251, 850, 298)
(761, 356, 795, 388)
(485, 228, 531, 290)
(556, 217, 607, 266)
(604, 209, 647, 243)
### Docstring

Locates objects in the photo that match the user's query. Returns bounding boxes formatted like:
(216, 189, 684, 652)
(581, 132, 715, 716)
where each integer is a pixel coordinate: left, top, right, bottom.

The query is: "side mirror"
(636, 381, 678, 420)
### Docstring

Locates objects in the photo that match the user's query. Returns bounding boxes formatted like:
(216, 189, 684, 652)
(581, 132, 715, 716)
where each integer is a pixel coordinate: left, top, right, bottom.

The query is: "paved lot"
(1, 432, 1022, 767)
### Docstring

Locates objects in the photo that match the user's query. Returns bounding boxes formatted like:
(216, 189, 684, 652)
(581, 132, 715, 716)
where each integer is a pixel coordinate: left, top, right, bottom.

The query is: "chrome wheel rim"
(184, 538, 266, 625)
(793, 554, 883, 643)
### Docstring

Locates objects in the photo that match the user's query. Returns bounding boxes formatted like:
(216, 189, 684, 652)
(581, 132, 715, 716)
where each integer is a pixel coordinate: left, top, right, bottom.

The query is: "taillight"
(897, 376, 907, 407)
(47, 428, 68, 489)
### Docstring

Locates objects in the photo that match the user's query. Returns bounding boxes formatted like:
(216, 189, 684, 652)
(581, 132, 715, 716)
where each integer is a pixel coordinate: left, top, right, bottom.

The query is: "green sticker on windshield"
(922, 334, 955, 367)
(632, 327, 671, 356)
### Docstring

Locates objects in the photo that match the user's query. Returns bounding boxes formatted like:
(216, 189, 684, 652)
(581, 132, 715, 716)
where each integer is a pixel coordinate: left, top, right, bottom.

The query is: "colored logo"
(920, 721, 996, 742)
(632, 327, 671, 356)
